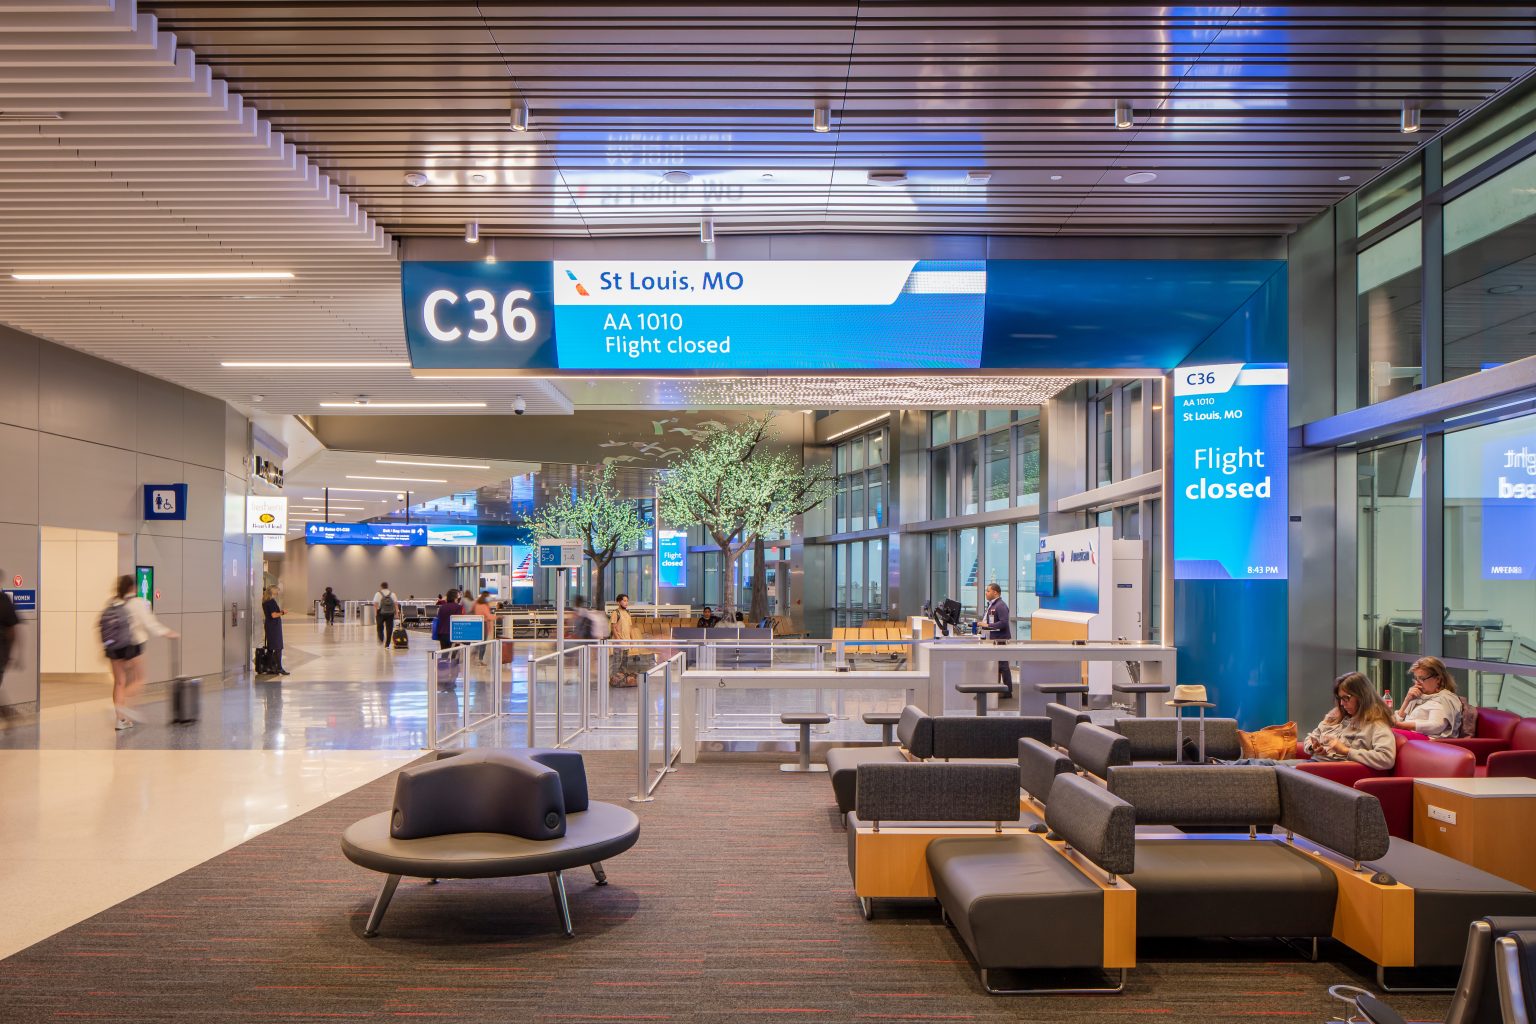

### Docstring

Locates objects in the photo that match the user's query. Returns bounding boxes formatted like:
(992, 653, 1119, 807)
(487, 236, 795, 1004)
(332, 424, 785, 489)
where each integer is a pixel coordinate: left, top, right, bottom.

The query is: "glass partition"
(1443, 149, 1536, 382)
(1357, 439, 1423, 651)
(1358, 220, 1424, 406)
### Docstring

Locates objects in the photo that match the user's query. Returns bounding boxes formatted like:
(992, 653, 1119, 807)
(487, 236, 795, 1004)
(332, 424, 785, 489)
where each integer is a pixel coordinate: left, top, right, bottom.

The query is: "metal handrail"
(631, 652, 684, 803)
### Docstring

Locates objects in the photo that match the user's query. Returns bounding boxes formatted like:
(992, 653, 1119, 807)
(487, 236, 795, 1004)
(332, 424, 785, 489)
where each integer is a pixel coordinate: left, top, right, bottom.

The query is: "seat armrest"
(1435, 736, 1508, 765)
(1354, 777, 1413, 841)
(1293, 760, 1379, 787)
(1486, 749, 1536, 779)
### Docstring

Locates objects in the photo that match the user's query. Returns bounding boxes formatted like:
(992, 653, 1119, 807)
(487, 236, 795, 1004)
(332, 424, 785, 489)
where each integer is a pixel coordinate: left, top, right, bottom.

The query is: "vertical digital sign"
(1173, 363, 1289, 580)
(1482, 431, 1536, 579)
(658, 529, 688, 589)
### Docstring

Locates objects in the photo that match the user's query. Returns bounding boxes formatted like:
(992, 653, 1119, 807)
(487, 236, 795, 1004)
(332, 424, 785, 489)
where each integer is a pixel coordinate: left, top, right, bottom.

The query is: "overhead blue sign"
(1482, 432, 1536, 579)
(1172, 363, 1289, 581)
(425, 525, 478, 547)
(306, 523, 427, 546)
(143, 484, 188, 521)
(658, 529, 688, 588)
(404, 259, 986, 372)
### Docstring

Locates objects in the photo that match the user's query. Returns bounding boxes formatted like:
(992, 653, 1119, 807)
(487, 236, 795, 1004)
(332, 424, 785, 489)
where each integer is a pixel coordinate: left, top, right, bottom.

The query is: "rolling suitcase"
(391, 626, 410, 650)
(170, 638, 201, 724)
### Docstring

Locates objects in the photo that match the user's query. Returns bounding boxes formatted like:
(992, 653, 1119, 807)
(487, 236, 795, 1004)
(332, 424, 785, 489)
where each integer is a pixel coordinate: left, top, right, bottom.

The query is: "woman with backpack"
(102, 574, 176, 732)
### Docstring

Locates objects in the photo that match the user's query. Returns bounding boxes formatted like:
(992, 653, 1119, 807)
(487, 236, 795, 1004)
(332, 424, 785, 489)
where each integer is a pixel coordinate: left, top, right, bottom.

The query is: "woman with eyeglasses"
(1394, 656, 1463, 738)
(1300, 671, 1397, 769)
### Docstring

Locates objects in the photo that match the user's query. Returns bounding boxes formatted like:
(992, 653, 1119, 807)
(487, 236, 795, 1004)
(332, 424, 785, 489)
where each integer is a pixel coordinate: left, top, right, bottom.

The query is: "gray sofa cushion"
(1276, 765, 1390, 863)
(855, 762, 1021, 824)
(826, 746, 907, 814)
(1106, 765, 1281, 827)
(1113, 716, 1242, 761)
(1368, 837, 1536, 966)
(526, 748, 589, 812)
(391, 751, 565, 841)
(896, 705, 935, 760)
(1045, 773, 1136, 877)
(927, 835, 1105, 969)
(1019, 737, 1073, 805)
(1069, 722, 1131, 779)
(344, 801, 640, 879)
(1046, 701, 1091, 749)
(931, 715, 1050, 760)
(1131, 838, 1337, 938)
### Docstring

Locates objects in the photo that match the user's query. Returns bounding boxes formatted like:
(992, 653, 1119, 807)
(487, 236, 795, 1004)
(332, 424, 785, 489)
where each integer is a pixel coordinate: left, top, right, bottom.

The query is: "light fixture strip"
(318, 402, 487, 409)
(376, 459, 492, 470)
(223, 361, 411, 368)
(13, 271, 294, 281)
(346, 475, 449, 483)
(824, 413, 892, 443)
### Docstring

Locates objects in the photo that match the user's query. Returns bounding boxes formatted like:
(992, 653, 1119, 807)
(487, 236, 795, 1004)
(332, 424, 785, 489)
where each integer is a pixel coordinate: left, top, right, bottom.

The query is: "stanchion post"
(662, 657, 674, 772)
(630, 668, 654, 803)
(426, 653, 439, 749)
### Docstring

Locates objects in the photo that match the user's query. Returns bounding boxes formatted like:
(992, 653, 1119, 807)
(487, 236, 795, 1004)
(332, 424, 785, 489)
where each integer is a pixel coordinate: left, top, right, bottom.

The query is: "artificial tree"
(658, 418, 833, 623)
(526, 464, 648, 612)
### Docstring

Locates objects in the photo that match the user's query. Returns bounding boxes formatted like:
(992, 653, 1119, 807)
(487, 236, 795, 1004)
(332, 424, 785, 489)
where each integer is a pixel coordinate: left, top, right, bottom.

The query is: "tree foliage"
(658, 418, 834, 620)
(526, 464, 648, 610)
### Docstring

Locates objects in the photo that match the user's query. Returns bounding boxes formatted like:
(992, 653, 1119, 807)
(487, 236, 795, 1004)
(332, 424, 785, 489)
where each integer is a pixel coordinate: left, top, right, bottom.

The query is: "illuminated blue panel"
(426, 525, 478, 547)
(658, 529, 688, 588)
(306, 523, 426, 546)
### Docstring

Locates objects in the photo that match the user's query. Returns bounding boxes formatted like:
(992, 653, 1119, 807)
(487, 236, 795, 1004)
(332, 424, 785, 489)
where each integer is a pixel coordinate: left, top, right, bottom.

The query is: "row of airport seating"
(827, 705, 1536, 997)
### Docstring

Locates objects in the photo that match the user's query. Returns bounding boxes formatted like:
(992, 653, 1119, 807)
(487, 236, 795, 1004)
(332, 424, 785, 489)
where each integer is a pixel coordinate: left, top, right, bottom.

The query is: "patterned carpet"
(1, 753, 1452, 1023)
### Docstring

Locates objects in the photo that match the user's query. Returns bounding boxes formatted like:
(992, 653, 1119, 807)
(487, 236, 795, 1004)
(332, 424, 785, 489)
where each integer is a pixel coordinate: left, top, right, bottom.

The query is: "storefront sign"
(144, 483, 188, 521)
(403, 259, 987, 372)
(246, 495, 288, 535)
(1172, 363, 1289, 580)
(657, 528, 688, 588)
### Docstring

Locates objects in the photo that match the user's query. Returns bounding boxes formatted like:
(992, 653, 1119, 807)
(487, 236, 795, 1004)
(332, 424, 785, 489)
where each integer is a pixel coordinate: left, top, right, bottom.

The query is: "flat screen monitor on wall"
(1034, 551, 1057, 598)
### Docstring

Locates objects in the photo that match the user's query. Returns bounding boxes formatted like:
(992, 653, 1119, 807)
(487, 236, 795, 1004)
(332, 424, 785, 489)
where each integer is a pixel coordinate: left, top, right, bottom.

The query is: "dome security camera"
(513, 396, 527, 415)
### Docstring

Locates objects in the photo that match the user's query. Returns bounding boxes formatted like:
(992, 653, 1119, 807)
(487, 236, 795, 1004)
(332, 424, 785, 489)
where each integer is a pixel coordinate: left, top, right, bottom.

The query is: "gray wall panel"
(0, 422, 39, 526)
(181, 463, 225, 542)
(183, 391, 227, 472)
(37, 343, 137, 450)
(0, 324, 39, 430)
(180, 611, 223, 677)
(38, 434, 138, 534)
(135, 374, 185, 462)
(282, 541, 454, 608)
(182, 539, 223, 613)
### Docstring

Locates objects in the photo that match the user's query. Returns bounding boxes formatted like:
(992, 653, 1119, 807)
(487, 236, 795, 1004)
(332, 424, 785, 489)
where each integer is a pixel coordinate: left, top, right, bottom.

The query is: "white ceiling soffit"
(568, 375, 1083, 410)
(0, 0, 571, 417)
(281, 448, 539, 530)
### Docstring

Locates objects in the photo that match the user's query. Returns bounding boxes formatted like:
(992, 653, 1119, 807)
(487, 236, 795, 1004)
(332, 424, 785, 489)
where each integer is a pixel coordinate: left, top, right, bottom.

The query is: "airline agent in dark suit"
(982, 583, 1013, 696)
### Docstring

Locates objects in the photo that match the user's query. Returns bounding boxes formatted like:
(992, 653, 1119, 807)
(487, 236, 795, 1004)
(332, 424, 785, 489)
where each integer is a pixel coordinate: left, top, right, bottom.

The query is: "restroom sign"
(144, 483, 188, 521)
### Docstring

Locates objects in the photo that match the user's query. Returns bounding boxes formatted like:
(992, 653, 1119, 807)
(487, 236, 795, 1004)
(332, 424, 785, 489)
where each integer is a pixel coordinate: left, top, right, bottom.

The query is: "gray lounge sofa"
(826, 705, 1049, 814)
(341, 749, 640, 937)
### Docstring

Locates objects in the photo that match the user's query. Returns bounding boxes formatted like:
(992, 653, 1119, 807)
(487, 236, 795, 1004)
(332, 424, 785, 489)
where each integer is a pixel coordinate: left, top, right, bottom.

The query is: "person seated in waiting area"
(1301, 671, 1397, 770)
(1393, 656, 1463, 739)
(696, 606, 720, 628)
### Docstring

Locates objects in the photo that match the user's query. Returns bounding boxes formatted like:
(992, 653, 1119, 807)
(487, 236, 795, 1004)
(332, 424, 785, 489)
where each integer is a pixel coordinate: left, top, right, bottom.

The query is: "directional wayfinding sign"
(537, 538, 584, 569)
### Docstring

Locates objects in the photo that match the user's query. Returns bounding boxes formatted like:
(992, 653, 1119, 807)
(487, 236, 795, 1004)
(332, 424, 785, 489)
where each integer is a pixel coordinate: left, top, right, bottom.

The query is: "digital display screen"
(1034, 551, 1057, 598)
(402, 259, 986, 372)
(1475, 428, 1536, 579)
(448, 616, 485, 643)
(658, 528, 688, 588)
(1172, 363, 1289, 580)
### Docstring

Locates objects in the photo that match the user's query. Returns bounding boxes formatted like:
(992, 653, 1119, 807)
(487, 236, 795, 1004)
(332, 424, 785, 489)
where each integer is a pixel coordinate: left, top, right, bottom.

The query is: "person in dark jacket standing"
(434, 589, 464, 651)
(981, 582, 1013, 696)
(321, 586, 340, 626)
(262, 586, 289, 675)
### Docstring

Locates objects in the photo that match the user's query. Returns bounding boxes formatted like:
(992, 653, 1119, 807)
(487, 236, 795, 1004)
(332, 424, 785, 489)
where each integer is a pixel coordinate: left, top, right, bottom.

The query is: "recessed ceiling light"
(377, 459, 492, 470)
(812, 105, 831, 133)
(761, 172, 775, 181)
(470, 173, 488, 184)
(319, 401, 487, 409)
(965, 170, 992, 185)
(1337, 174, 1353, 182)
(1049, 174, 1063, 181)
(1123, 171, 1158, 184)
(404, 172, 429, 187)
(222, 361, 410, 368)
(1487, 284, 1523, 295)
(13, 271, 293, 281)
(661, 170, 693, 185)
(868, 171, 909, 186)
(346, 475, 449, 483)
(700, 218, 715, 244)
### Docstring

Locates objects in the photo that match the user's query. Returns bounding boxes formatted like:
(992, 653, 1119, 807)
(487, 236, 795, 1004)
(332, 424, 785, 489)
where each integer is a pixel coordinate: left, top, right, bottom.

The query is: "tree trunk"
(748, 535, 768, 624)
(589, 552, 611, 613)
(715, 541, 740, 622)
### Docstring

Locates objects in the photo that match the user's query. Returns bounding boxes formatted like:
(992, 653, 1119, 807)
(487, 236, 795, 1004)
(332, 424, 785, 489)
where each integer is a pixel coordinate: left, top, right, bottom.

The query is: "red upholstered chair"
(1291, 732, 1407, 787)
(1486, 718, 1536, 779)
(1436, 707, 1522, 766)
(1354, 740, 1477, 840)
